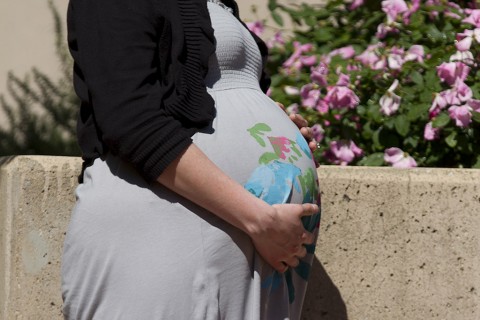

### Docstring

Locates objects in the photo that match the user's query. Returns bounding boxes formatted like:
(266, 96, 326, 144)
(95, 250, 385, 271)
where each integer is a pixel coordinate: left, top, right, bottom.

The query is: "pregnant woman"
(62, 0, 320, 319)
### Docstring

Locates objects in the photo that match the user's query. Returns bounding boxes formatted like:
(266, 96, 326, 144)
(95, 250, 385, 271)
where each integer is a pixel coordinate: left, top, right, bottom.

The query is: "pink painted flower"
(380, 79, 401, 116)
(310, 63, 329, 87)
(463, 9, 480, 27)
(448, 104, 472, 127)
(436, 62, 470, 86)
(384, 147, 417, 168)
(325, 140, 363, 165)
(404, 45, 424, 63)
(311, 124, 325, 143)
(382, 0, 408, 22)
(349, 0, 364, 10)
(424, 122, 440, 141)
(246, 21, 265, 38)
(324, 75, 360, 110)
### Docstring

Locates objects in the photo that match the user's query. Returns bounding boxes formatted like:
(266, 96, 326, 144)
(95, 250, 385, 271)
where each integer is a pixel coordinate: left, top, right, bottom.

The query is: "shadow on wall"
(302, 256, 348, 320)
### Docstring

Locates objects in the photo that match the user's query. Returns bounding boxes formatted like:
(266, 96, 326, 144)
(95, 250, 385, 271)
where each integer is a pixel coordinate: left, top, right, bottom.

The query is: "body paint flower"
(384, 148, 417, 168)
(380, 79, 401, 116)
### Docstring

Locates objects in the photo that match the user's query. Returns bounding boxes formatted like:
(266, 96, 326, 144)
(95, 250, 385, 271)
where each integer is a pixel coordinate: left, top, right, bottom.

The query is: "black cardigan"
(67, 0, 270, 181)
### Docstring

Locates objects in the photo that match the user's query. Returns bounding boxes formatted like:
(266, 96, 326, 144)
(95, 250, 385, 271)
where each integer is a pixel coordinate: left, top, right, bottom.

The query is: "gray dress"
(61, 2, 320, 319)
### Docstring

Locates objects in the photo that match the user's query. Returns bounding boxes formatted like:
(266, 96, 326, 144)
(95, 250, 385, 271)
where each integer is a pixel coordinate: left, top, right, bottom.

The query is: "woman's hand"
(276, 102, 318, 153)
(248, 203, 318, 273)
(157, 144, 318, 273)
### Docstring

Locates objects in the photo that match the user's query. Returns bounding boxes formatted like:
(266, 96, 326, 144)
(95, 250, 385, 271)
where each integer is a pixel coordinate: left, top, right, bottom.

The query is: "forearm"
(156, 143, 273, 235)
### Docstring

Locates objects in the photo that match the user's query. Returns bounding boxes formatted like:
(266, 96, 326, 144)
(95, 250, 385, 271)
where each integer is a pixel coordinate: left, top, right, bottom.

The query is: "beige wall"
(1, 156, 480, 319)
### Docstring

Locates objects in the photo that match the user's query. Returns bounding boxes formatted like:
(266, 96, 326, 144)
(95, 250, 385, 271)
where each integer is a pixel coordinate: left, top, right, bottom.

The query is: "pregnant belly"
(192, 89, 319, 208)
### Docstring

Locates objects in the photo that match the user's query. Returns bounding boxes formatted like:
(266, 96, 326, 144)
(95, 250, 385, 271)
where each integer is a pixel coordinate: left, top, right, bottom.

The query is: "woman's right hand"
(248, 203, 318, 273)
(158, 143, 318, 273)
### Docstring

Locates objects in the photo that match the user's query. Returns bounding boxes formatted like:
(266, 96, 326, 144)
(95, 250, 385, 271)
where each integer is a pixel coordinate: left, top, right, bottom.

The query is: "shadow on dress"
(301, 256, 348, 320)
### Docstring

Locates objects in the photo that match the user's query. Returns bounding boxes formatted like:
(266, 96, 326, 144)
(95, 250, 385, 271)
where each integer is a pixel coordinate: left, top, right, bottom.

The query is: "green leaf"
(473, 155, 480, 168)
(404, 136, 419, 148)
(472, 111, 480, 124)
(432, 113, 450, 128)
(358, 152, 385, 166)
(271, 11, 284, 26)
(410, 70, 424, 88)
(259, 152, 279, 164)
(445, 131, 458, 148)
(394, 115, 410, 137)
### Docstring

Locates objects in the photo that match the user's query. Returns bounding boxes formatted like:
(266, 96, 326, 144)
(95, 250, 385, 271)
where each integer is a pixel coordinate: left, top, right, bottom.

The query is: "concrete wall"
(1, 156, 479, 319)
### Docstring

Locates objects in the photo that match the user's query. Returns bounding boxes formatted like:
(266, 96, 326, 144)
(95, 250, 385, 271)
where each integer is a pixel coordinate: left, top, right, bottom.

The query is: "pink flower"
(300, 84, 320, 108)
(463, 9, 480, 27)
(349, 0, 364, 10)
(404, 45, 424, 63)
(468, 99, 480, 112)
(436, 62, 470, 86)
(356, 44, 383, 67)
(380, 80, 401, 116)
(246, 21, 265, 38)
(329, 46, 356, 60)
(456, 29, 480, 51)
(384, 148, 417, 168)
(403, 0, 421, 24)
(267, 31, 285, 48)
(376, 23, 399, 39)
(324, 75, 360, 110)
(284, 86, 300, 96)
(429, 91, 450, 118)
(325, 140, 363, 165)
(283, 42, 316, 72)
(450, 50, 475, 65)
(311, 124, 325, 143)
(448, 104, 472, 127)
(424, 122, 440, 141)
(453, 79, 473, 103)
(311, 63, 329, 87)
(382, 0, 408, 22)
(286, 103, 299, 114)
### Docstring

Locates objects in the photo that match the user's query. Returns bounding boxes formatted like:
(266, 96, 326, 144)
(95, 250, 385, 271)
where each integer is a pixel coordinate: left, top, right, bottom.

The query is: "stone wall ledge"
(1, 156, 479, 319)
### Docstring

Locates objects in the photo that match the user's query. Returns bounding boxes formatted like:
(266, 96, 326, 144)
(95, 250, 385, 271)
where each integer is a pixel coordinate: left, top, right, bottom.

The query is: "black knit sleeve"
(68, 0, 197, 181)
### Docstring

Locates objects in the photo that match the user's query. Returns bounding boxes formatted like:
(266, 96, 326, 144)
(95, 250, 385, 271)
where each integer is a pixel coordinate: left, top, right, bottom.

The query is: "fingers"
(289, 113, 308, 128)
(276, 102, 286, 111)
(300, 203, 319, 217)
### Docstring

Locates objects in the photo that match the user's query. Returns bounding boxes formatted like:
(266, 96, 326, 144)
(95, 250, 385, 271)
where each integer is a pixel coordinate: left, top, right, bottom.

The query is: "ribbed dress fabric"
(61, 2, 320, 319)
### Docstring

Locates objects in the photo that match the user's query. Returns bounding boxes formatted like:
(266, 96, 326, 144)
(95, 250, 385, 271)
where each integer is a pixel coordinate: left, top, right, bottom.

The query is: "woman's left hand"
(277, 102, 318, 153)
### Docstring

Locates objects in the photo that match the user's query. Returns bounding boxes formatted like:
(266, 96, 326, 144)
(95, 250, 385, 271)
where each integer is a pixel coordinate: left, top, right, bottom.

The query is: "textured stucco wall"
(1, 156, 480, 319)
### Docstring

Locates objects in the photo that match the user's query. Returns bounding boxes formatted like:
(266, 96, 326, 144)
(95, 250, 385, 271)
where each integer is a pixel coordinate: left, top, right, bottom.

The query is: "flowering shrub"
(252, 0, 480, 168)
